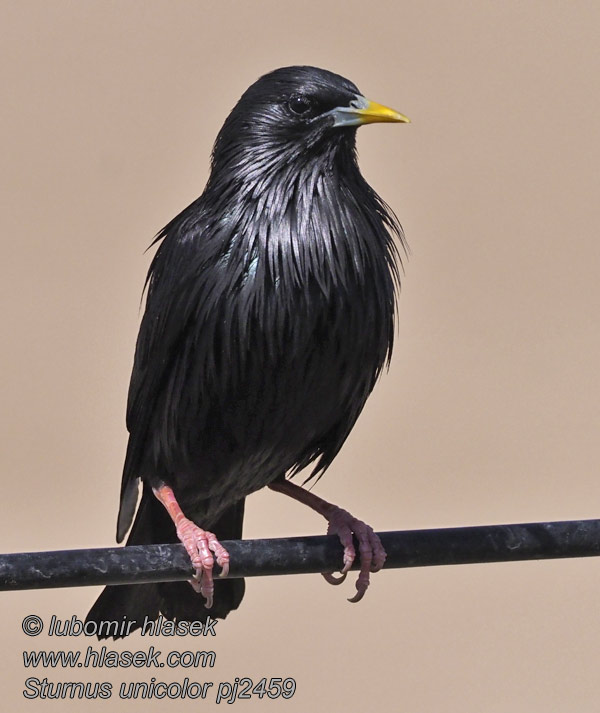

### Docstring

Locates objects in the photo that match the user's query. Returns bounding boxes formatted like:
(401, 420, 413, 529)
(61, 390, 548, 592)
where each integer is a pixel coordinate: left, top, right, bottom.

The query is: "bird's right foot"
(152, 483, 230, 609)
(175, 518, 230, 609)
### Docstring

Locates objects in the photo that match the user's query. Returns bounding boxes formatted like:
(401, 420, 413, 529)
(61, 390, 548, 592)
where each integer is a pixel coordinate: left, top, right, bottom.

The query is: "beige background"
(1, 1, 600, 710)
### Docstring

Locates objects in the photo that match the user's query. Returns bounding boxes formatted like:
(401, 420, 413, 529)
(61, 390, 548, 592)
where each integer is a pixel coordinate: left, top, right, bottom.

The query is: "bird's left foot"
(321, 506, 387, 602)
(268, 479, 386, 602)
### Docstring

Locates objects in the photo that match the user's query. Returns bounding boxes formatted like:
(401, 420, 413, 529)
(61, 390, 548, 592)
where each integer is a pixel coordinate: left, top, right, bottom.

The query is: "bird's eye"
(288, 96, 312, 116)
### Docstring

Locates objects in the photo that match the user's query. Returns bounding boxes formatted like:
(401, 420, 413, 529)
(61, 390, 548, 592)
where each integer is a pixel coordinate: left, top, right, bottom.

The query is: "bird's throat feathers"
(146, 135, 404, 375)
(198, 130, 403, 305)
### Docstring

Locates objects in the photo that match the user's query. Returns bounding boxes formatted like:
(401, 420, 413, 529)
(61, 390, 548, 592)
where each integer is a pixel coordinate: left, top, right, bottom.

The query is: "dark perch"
(2, 518, 600, 591)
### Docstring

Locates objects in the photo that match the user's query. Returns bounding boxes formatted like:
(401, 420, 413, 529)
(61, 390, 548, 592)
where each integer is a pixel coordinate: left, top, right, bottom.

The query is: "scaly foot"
(152, 484, 230, 609)
(176, 517, 230, 608)
(321, 506, 386, 602)
(268, 479, 386, 603)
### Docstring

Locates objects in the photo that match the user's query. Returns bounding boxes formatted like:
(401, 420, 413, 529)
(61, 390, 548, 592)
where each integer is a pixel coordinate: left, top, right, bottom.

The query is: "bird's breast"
(161, 176, 397, 511)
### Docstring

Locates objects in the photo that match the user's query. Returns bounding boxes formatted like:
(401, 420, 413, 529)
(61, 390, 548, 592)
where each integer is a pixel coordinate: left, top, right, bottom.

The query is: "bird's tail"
(85, 488, 245, 639)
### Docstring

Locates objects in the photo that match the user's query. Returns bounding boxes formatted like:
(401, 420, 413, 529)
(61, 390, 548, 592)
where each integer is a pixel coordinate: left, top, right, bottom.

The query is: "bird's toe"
(206, 533, 230, 578)
(323, 507, 386, 603)
(175, 518, 232, 608)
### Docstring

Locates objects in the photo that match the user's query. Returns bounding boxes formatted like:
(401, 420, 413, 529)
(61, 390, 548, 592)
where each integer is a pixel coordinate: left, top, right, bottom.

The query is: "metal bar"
(1, 518, 600, 591)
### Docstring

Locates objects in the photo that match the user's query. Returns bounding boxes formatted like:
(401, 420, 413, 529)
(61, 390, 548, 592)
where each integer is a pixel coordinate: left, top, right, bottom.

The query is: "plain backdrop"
(1, 1, 599, 711)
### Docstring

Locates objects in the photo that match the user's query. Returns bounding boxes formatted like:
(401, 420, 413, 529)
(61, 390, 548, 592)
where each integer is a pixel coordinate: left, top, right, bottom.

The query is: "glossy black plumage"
(87, 66, 405, 633)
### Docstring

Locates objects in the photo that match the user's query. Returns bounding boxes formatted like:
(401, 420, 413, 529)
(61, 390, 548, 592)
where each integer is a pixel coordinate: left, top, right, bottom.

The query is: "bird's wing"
(116, 217, 207, 542)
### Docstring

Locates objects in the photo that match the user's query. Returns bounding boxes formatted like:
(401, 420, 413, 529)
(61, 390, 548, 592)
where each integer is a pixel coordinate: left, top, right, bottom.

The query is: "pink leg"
(153, 484, 230, 609)
(268, 480, 386, 603)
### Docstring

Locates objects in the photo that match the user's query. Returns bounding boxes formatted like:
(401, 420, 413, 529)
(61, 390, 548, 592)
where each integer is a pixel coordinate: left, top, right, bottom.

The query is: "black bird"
(87, 65, 409, 634)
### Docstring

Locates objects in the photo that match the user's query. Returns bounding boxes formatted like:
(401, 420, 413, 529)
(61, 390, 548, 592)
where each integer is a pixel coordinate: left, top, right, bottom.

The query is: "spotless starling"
(86, 66, 409, 634)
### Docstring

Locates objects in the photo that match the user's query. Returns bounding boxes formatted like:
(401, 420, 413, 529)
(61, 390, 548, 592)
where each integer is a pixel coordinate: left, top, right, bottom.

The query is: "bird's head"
(209, 66, 409, 181)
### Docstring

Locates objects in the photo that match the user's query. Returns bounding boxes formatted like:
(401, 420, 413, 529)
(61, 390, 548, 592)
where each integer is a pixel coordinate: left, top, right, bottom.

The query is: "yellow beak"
(355, 99, 410, 125)
(328, 95, 410, 128)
